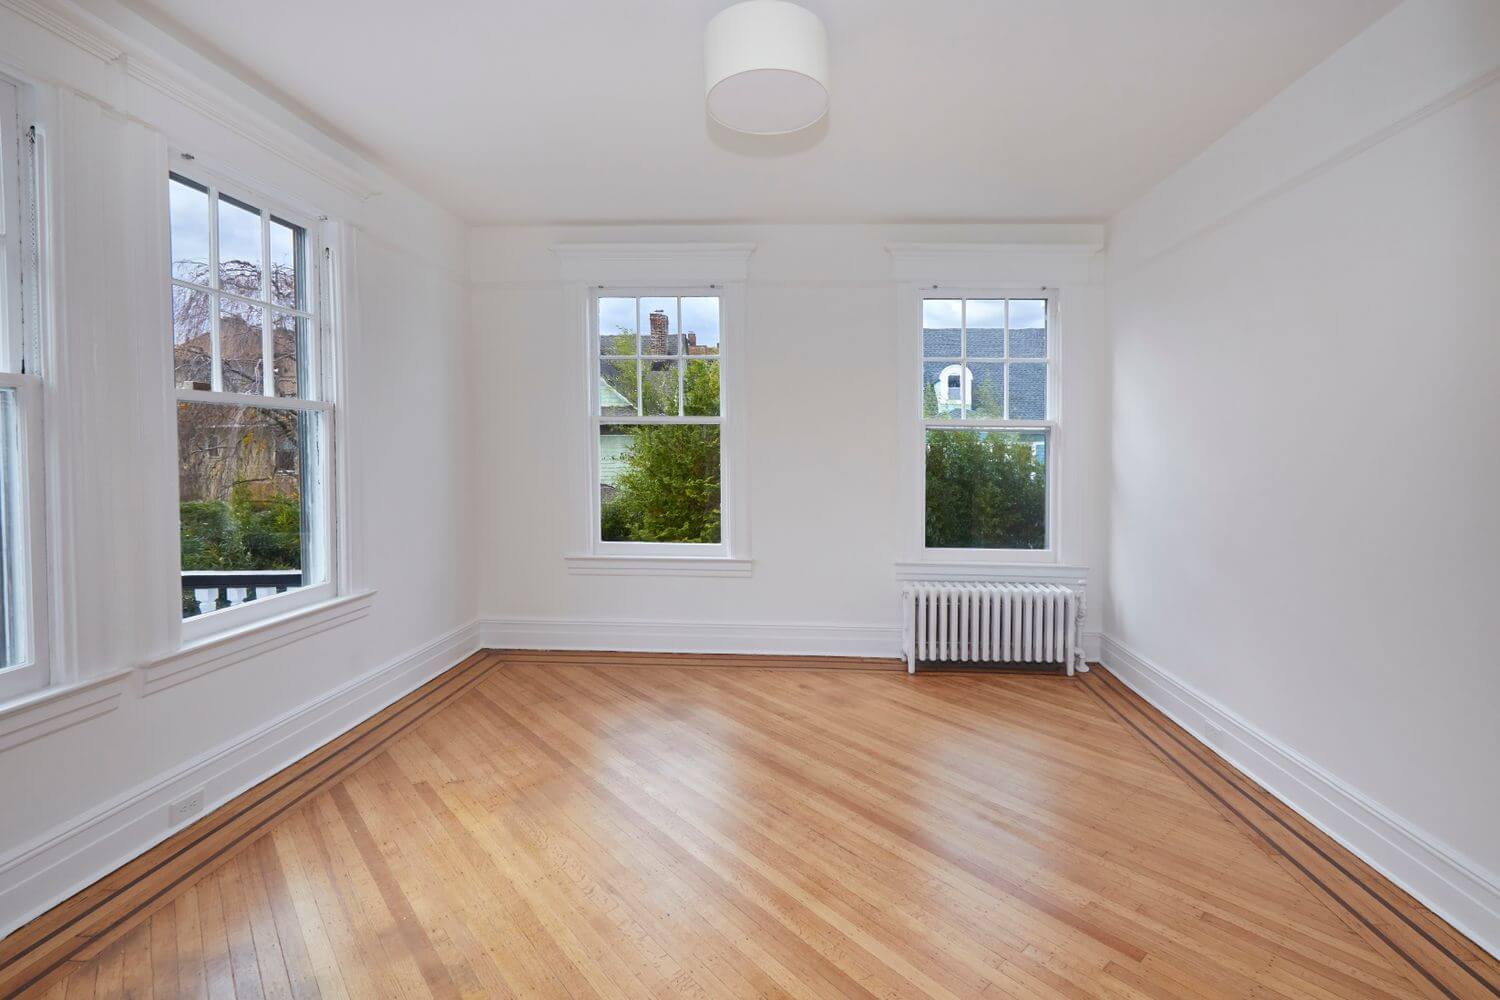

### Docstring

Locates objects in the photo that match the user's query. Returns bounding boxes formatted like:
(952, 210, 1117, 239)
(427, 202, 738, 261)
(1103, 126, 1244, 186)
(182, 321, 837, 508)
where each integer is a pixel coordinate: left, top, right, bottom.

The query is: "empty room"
(0, 0, 1496, 996)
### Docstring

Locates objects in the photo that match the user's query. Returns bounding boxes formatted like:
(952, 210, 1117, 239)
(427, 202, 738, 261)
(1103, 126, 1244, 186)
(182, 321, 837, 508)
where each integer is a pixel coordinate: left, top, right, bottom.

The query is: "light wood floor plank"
(4, 652, 1493, 999)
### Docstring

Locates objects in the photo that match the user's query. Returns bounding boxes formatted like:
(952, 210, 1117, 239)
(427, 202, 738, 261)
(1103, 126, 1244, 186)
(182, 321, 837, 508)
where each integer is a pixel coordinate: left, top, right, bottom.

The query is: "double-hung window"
(0, 73, 45, 699)
(591, 292, 725, 552)
(167, 168, 336, 635)
(920, 294, 1056, 552)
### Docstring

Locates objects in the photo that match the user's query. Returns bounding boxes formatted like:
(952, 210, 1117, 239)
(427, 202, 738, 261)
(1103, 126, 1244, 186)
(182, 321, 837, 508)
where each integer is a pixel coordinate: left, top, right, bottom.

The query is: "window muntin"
(0, 74, 45, 698)
(592, 292, 724, 548)
(168, 169, 333, 630)
(920, 294, 1053, 552)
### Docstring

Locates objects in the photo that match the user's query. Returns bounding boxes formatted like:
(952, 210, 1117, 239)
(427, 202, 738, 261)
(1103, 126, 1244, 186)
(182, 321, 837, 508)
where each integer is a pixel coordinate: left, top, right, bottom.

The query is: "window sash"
(168, 170, 322, 403)
(921, 294, 1052, 425)
(917, 292, 1059, 558)
(589, 289, 727, 552)
(169, 163, 339, 639)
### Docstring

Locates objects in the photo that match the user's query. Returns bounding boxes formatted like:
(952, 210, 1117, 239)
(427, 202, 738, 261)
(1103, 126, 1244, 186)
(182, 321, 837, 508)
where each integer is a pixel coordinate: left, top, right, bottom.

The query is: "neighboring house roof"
(922, 328, 1048, 419)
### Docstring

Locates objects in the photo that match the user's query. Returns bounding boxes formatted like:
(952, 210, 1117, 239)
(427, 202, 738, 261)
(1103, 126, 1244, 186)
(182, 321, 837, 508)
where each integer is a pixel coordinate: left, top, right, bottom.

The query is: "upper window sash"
(919, 292, 1056, 427)
(167, 166, 326, 405)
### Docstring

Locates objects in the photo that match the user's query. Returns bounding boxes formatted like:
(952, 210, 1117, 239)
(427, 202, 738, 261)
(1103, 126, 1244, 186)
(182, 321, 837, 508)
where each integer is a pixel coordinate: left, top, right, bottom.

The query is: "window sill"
(0, 670, 132, 754)
(895, 561, 1087, 583)
(139, 590, 375, 696)
(564, 555, 754, 578)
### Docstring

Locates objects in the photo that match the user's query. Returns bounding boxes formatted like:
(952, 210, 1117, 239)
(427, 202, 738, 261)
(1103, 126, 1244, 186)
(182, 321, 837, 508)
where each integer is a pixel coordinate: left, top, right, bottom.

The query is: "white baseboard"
(0, 620, 481, 939)
(480, 616, 904, 659)
(1099, 634, 1500, 959)
(1081, 630, 1101, 663)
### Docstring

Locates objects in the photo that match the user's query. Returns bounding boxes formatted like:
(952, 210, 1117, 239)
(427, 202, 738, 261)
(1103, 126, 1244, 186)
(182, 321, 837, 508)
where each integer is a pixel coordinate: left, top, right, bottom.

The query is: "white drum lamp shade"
(705, 1, 829, 135)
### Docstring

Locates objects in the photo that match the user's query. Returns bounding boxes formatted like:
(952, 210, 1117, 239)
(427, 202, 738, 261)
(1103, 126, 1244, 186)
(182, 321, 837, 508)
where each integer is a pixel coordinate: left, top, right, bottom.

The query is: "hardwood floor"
(2, 651, 1495, 999)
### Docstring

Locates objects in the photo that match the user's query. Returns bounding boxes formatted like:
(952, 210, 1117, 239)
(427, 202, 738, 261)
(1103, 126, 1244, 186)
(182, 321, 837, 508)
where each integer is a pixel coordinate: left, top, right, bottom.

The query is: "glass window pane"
(600, 359, 638, 416)
(640, 297, 678, 355)
(925, 428, 1047, 550)
(168, 176, 210, 284)
(681, 297, 720, 355)
(966, 300, 1005, 357)
(0, 389, 25, 667)
(172, 286, 213, 389)
(684, 358, 720, 416)
(923, 361, 965, 419)
(1008, 299, 1048, 358)
(599, 424, 720, 543)
(271, 311, 306, 398)
(642, 359, 679, 415)
(269, 218, 303, 310)
(969, 362, 1005, 419)
(1007, 363, 1047, 419)
(599, 297, 636, 356)
(217, 194, 263, 299)
(922, 299, 961, 357)
(177, 402, 317, 618)
(219, 298, 264, 394)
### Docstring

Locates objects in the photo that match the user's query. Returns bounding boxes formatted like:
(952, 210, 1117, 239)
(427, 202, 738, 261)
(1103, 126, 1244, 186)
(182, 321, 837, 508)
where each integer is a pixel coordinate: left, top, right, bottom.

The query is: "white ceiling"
(125, 0, 1396, 225)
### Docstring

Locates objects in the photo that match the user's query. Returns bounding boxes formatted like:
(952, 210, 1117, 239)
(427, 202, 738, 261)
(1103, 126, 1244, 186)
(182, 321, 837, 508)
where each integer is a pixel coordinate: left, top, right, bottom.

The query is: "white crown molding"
(564, 555, 754, 578)
(0, 0, 123, 63)
(123, 55, 380, 202)
(0, 620, 481, 939)
(0, 669, 130, 754)
(138, 591, 375, 696)
(481, 616, 902, 659)
(0, 0, 380, 202)
(887, 238, 1103, 285)
(1099, 634, 1500, 959)
(553, 242, 757, 284)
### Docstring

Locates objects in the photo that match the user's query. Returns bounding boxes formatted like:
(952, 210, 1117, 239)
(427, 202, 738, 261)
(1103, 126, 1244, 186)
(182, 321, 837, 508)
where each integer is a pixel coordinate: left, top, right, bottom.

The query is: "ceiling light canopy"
(705, 0, 829, 135)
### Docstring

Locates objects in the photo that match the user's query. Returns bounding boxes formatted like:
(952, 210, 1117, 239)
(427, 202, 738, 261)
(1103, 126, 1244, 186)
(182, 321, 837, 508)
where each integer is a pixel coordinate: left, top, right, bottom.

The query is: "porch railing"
(182, 570, 302, 618)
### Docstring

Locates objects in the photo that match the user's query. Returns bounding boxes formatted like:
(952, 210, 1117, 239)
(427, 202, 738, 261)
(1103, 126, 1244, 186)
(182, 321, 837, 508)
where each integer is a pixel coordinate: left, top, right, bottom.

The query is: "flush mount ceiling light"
(705, 0, 829, 135)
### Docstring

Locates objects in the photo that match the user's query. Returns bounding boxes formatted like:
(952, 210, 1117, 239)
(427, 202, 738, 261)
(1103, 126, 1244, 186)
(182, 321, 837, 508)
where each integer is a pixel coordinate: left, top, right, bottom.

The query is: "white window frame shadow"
(557, 244, 753, 576)
(162, 153, 350, 645)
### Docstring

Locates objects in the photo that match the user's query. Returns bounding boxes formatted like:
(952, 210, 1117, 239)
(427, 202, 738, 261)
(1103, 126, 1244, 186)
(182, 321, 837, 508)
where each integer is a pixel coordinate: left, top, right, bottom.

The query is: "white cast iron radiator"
(901, 582, 1085, 675)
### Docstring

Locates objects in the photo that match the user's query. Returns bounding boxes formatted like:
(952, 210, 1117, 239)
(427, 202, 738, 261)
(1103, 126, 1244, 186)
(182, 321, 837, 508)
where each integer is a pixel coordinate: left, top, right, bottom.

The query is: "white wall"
(0, 2, 475, 932)
(472, 224, 1109, 654)
(1105, 0, 1500, 951)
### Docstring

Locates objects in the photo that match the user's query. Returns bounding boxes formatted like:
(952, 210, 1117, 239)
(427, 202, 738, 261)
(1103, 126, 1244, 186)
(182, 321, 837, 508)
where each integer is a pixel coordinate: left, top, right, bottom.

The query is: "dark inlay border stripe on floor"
(1083, 665, 1499, 1000)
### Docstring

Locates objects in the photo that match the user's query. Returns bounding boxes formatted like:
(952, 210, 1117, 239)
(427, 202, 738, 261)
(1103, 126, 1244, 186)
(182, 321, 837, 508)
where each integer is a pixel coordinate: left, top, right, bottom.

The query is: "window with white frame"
(168, 168, 335, 630)
(920, 294, 1054, 551)
(0, 73, 46, 699)
(592, 292, 724, 549)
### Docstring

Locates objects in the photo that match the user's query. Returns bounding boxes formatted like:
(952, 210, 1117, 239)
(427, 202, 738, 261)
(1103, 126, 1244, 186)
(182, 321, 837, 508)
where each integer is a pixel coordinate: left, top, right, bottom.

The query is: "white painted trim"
(0, 619, 481, 939)
(0, 0, 123, 63)
(554, 243, 756, 284)
(1099, 634, 1500, 959)
(894, 562, 1087, 583)
(139, 591, 375, 696)
(1080, 630, 1101, 664)
(564, 555, 754, 578)
(123, 55, 378, 202)
(0, 669, 129, 754)
(481, 617, 903, 659)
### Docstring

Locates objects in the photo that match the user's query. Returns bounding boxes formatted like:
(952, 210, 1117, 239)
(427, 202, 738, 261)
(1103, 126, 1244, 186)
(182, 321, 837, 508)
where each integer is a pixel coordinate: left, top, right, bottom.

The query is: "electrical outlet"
(168, 787, 205, 826)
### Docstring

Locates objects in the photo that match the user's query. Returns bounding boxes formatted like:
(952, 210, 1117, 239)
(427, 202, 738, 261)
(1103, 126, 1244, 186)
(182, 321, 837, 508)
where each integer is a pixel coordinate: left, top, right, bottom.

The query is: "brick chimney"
(648, 309, 670, 354)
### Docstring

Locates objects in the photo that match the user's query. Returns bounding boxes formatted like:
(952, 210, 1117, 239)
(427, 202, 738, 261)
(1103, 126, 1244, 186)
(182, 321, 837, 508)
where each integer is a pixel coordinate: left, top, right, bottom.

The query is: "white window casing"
(556, 244, 753, 576)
